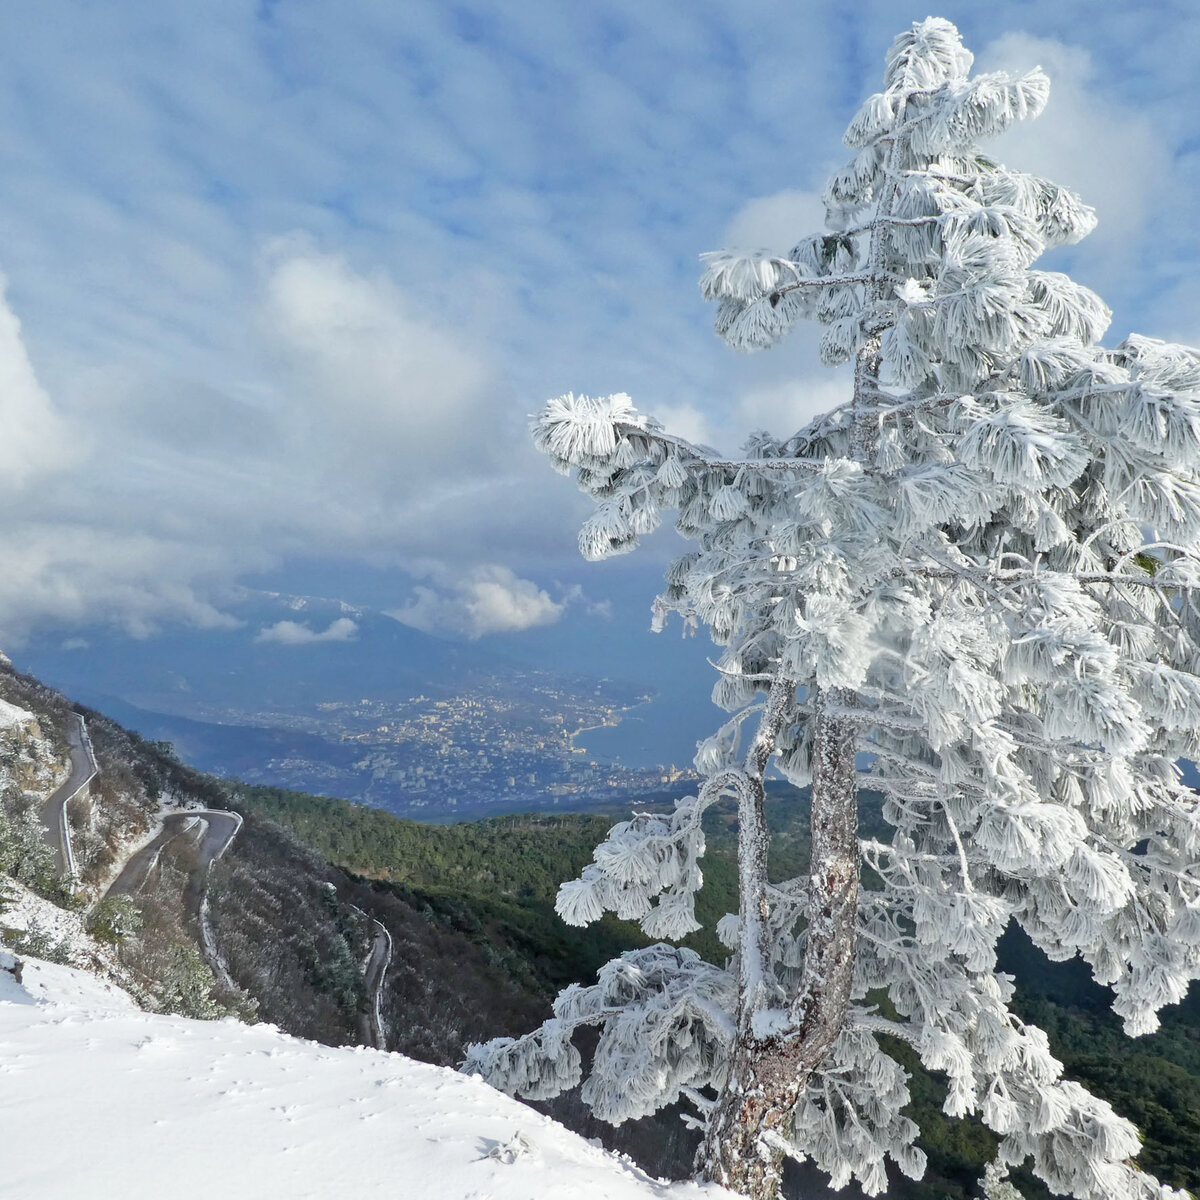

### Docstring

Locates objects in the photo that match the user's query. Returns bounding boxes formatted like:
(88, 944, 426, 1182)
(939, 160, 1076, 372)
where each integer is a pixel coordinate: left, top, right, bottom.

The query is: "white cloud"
(255, 616, 359, 646)
(256, 240, 497, 486)
(389, 566, 565, 639)
(647, 364, 851, 456)
(560, 583, 612, 621)
(734, 372, 851, 437)
(0, 275, 76, 489)
(0, 523, 249, 643)
(0, 241, 562, 644)
(976, 33, 1169, 285)
(720, 189, 827, 255)
(648, 402, 720, 451)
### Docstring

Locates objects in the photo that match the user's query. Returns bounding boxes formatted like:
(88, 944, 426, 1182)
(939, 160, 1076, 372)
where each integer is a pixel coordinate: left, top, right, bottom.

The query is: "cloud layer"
(0, 3, 1195, 642)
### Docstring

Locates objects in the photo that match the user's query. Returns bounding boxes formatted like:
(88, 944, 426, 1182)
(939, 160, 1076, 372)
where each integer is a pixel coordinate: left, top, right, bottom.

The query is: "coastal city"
(211, 671, 697, 817)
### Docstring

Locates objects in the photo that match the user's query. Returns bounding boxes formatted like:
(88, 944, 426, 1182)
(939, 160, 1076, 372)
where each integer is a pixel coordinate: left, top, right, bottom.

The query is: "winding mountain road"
(364, 919, 393, 1050)
(105, 810, 242, 902)
(38, 713, 97, 880)
(105, 808, 243, 985)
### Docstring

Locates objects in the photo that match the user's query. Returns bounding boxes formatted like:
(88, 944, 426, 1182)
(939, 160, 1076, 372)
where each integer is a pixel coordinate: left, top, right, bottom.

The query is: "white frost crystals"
(467, 18, 1199, 1200)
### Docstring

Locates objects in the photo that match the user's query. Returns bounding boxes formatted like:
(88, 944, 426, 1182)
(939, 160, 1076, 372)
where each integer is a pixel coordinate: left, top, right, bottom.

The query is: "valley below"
(14, 592, 704, 820)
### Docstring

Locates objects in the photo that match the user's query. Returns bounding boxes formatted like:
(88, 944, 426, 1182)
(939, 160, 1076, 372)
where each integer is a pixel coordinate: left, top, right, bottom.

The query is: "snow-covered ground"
(0, 876, 125, 981)
(0, 696, 34, 728)
(0, 952, 729, 1200)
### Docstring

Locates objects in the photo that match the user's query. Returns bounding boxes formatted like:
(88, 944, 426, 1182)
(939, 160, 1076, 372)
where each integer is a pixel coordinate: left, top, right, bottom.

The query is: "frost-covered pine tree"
(465, 19, 1200, 1200)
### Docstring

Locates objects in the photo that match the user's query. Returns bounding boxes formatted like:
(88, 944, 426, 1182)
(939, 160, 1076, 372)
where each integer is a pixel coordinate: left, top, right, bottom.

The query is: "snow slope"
(0, 952, 728, 1200)
(0, 696, 33, 728)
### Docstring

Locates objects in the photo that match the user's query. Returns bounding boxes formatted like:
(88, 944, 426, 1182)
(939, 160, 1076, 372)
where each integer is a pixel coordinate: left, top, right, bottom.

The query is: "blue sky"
(0, 1, 1198, 651)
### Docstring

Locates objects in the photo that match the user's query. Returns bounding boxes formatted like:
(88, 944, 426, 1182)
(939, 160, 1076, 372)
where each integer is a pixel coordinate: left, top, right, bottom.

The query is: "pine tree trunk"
(699, 698, 859, 1199)
(700, 175, 880, 1197)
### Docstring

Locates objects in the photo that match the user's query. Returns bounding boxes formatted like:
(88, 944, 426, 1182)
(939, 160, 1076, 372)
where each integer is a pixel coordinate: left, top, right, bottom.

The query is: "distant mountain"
(17, 592, 518, 720)
(16, 579, 726, 766)
(46, 690, 369, 786)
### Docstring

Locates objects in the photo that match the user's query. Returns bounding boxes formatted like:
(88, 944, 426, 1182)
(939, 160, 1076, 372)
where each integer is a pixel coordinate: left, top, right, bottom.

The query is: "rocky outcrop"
(0, 698, 61, 794)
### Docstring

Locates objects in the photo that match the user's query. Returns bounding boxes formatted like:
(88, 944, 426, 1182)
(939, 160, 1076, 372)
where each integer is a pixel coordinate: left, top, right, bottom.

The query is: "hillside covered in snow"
(0, 948, 728, 1200)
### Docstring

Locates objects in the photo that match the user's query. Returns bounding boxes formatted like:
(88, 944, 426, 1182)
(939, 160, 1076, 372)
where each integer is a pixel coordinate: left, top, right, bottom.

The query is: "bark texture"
(699, 698, 859, 1200)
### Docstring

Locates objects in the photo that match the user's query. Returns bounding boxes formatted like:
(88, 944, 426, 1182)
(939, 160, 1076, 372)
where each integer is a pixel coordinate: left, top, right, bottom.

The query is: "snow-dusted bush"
(0, 789, 56, 890)
(86, 894, 144, 944)
(4, 916, 74, 965)
(467, 18, 1198, 1200)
